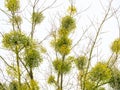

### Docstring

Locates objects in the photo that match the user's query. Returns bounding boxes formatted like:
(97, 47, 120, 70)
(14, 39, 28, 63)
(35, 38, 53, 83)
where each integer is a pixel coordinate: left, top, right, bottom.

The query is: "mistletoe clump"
(5, 0, 20, 12)
(55, 37, 72, 55)
(47, 75, 56, 84)
(61, 15, 76, 34)
(9, 81, 18, 90)
(10, 15, 22, 25)
(67, 6, 77, 15)
(109, 67, 120, 90)
(32, 12, 44, 25)
(24, 47, 42, 68)
(111, 38, 120, 53)
(75, 56, 87, 70)
(2, 30, 31, 52)
(53, 59, 71, 74)
(89, 62, 112, 83)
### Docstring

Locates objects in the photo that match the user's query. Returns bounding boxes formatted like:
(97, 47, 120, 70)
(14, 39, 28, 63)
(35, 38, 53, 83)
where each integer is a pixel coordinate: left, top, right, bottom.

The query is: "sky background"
(0, 0, 120, 90)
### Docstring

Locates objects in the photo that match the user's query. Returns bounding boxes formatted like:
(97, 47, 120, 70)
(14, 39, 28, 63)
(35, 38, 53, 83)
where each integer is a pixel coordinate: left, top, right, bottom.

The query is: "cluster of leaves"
(32, 12, 44, 25)
(10, 15, 22, 25)
(53, 15, 76, 55)
(5, 0, 20, 12)
(0, 83, 7, 90)
(9, 81, 18, 90)
(84, 80, 96, 90)
(53, 59, 71, 74)
(111, 38, 120, 53)
(67, 6, 77, 15)
(30, 80, 39, 90)
(109, 67, 120, 90)
(0, 80, 40, 90)
(89, 62, 112, 85)
(24, 47, 42, 68)
(61, 16, 76, 33)
(55, 37, 72, 55)
(84, 81, 105, 90)
(89, 62, 112, 83)
(78, 62, 112, 90)
(47, 75, 56, 84)
(85, 80, 105, 90)
(8, 80, 39, 90)
(2, 31, 31, 52)
(74, 56, 87, 70)
(6, 65, 19, 79)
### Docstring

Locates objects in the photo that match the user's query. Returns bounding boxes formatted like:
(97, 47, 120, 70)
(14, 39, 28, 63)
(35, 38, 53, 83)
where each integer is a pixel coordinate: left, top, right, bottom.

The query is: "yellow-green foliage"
(67, 6, 77, 15)
(98, 87, 105, 90)
(75, 56, 87, 70)
(109, 67, 120, 90)
(9, 80, 39, 90)
(2, 31, 31, 51)
(39, 45, 47, 53)
(66, 56, 75, 62)
(5, 0, 20, 12)
(9, 81, 37, 90)
(24, 47, 42, 68)
(51, 15, 76, 55)
(53, 59, 71, 74)
(85, 80, 95, 90)
(48, 75, 56, 84)
(61, 16, 76, 32)
(55, 37, 72, 55)
(85, 81, 105, 90)
(21, 83, 30, 90)
(0, 83, 6, 90)
(50, 11, 76, 89)
(10, 15, 22, 25)
(32, 12, 44, 24)
(111, 38, 120, 53)
(9, 81, 18, 90)
(58, 28, 70, 36)
(30, 80, 39, 90)
(6, 66, 19, 79)
(89, 62, 112, 82)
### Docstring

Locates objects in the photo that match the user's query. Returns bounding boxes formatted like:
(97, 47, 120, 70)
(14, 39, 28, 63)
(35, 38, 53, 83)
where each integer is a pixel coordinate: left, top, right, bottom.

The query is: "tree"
(2, 0, 44, 90)
(0, 0, 120, 90)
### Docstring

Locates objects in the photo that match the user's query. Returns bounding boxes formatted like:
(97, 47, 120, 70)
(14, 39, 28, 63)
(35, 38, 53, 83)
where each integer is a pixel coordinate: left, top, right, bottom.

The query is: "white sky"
(0, 0, 120, 90)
